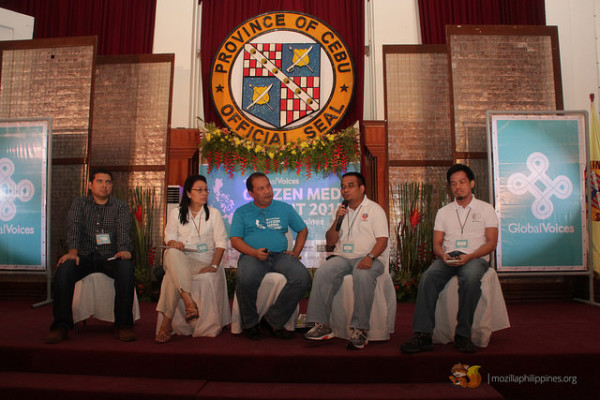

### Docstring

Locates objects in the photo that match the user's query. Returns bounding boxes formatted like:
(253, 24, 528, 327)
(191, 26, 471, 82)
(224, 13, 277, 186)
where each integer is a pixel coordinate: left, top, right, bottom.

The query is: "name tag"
(196, 243, 208, 253)
(455, 239, 468, 248)
(342, 243, 354, 253)
(96, 233, 111, 245)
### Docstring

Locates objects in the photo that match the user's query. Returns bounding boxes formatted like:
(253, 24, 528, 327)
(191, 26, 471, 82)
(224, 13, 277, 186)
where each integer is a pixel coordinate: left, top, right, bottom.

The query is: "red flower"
(135, 204, 143, 226)
(409, 209, 423, 229)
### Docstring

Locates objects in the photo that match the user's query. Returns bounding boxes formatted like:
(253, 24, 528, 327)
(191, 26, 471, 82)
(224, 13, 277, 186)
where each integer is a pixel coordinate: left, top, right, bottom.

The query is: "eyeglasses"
(190, 188, 210, 193)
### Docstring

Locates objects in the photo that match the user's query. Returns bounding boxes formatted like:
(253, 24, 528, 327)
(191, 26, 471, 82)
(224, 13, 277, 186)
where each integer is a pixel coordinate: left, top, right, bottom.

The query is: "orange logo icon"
(449, 363, 482, 389)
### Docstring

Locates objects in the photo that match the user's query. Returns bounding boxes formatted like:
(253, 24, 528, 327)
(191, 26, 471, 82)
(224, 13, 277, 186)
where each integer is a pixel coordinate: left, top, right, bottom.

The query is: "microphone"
(335, 200, 349, 231)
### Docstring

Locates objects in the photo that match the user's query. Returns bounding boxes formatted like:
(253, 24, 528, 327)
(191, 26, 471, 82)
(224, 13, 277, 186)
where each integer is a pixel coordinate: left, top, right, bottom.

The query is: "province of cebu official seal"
(210, 11, 355, 146)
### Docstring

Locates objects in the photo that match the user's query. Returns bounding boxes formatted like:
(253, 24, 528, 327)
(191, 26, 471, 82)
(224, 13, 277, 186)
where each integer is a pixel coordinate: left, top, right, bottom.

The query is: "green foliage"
(198, 121, 360, 178)
(224, 267, 237, 299)
(390, 180, 450, 302)
(129, 187, 157, 302)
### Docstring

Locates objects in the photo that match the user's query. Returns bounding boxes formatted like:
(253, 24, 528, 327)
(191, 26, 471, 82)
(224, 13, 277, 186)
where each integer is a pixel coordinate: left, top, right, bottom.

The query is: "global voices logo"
(506, 152, 574, 234)
(0, 158, 35, 233)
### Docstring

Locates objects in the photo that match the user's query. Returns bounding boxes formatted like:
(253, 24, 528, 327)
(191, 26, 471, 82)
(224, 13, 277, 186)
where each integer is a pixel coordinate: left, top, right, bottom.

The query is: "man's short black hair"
(342, 171, 366, 188)
(246, 172, 268, 192)
(89, 168, 113, 182)
(446, 164, 475, 184)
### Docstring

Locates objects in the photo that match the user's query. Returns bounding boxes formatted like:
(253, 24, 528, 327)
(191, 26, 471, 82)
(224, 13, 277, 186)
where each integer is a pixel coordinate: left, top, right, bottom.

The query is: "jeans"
(412, 258, 488, 338)
(51, 252, 135, 330)
(236, 252, 311, 330)
(306, 255, 384, 330)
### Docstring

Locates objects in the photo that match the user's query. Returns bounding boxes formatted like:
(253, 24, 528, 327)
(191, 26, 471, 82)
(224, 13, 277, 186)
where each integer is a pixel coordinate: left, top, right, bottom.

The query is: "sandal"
(181, 291, 199, 321)
(185, 306, 199, 321)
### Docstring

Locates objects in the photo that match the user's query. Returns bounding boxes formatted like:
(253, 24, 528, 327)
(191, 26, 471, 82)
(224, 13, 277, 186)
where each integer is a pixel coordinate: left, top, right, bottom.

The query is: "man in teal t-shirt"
(230, 172, 311, 340)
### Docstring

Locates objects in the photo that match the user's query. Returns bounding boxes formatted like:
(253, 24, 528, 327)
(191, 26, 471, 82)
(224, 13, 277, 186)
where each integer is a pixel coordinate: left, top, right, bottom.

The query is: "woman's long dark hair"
(179, 175, 210, 224)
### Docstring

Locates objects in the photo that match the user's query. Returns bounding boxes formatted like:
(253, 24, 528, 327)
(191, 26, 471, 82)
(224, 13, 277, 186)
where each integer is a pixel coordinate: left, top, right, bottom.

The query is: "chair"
(230, 231, 299, 334)
(230, 272, 299, 334)
(432, 267, 510, 348)
(328, 247, 397, 341)
(156, 266, 231, 337)
(72, 272, 140, 324)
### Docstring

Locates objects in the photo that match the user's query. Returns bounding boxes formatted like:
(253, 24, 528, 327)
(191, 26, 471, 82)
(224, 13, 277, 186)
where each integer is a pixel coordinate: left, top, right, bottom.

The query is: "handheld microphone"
(335, 200, 349, 231)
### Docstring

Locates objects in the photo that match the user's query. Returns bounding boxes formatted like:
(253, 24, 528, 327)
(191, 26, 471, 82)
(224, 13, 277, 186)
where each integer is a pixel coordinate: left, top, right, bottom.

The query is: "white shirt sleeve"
(164, 207, 181, 244)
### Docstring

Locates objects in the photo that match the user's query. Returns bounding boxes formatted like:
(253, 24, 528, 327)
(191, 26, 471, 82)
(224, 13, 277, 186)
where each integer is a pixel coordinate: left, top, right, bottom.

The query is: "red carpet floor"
(0, 299, 599, 399)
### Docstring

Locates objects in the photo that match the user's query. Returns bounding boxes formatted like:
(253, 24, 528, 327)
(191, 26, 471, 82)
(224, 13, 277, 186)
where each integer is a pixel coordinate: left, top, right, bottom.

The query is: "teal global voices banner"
(0, 119, 50, 271)
(491, 113, 587, 272)
(199, 163, 359, 268)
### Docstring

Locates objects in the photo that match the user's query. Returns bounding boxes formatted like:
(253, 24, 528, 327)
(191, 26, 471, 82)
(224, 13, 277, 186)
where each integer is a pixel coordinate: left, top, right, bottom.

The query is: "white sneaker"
(304, 323, 335, 340)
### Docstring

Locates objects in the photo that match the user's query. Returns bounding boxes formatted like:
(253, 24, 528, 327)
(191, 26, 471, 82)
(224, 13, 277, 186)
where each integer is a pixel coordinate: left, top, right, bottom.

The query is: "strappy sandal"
(185, 305, 199, 321)
(181, 291, 199, 321)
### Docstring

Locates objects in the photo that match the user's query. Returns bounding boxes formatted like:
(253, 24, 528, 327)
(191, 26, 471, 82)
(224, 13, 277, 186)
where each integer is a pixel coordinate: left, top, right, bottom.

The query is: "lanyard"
(455, 208, 471, 236)
(345, 205, 363, 240)
(190, 210, 202, 238)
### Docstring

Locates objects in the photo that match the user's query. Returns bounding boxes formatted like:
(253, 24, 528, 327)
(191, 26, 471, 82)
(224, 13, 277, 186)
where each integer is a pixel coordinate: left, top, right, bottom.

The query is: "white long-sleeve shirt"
(164, 206, 228, 264)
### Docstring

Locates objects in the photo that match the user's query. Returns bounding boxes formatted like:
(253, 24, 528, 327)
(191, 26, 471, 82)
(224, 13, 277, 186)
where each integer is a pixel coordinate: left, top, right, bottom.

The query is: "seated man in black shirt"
(45, 169, 135, 343)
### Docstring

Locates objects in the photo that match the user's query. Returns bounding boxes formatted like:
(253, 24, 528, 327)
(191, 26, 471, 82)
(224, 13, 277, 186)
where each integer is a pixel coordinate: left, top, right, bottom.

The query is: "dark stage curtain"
(418, 0, 546, 44)
(200, 0, 364, 131)
(0, 0, 156, 55)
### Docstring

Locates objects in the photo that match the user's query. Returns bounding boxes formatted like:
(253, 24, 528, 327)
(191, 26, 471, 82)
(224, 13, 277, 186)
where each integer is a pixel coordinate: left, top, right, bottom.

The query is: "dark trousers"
(50, 252, 135, 330)
(236, 252, 311, 330)
(412, 258, 488, 338)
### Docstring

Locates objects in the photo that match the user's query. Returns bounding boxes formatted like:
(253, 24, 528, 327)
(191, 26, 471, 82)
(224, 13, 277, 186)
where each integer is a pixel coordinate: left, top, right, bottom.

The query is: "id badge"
(341, 242, 354, 253)
(455, 239, 468, 248)
(96, 233, 111, 245)
(196, 243, 208, 253)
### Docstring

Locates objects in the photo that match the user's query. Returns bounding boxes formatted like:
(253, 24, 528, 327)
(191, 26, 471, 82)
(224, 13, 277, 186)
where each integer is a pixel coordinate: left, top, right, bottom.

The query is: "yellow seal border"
(210, 11, 355, 146)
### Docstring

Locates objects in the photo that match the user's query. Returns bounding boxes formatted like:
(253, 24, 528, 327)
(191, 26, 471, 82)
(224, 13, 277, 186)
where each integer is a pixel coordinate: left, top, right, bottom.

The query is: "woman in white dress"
(155, 175, 229, 342)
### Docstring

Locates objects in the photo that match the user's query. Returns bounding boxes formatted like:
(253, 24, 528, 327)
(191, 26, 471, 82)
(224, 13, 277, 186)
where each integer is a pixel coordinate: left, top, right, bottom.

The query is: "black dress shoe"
(243, 325, 260, 340)
(454, 334, 476, 353)
(260, 318, 295, 340)
(45, 327, 68, 344)
(400, 332, 433, 354)
(272, 327, 295, 340)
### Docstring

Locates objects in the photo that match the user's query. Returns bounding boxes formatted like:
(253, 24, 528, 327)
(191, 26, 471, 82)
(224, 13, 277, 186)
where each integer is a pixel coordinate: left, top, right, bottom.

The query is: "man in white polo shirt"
(401, 164, 498, 354)
(304, 172, 388, 350)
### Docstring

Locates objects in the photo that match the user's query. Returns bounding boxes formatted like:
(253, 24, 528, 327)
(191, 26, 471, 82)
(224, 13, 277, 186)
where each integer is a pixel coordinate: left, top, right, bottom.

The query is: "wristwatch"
(367, 253, 376, 260)
(211, 264, 219, 269)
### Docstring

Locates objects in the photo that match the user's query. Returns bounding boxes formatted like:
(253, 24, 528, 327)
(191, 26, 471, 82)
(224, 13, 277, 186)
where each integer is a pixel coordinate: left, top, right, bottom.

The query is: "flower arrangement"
(197, 121, 360, 178)
(129, 187, 157, 302)
(390, 181, 450, 301)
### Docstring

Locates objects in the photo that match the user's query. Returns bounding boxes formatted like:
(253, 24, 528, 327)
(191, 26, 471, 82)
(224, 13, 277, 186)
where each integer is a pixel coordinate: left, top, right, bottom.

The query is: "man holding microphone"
(304, 172, 389, 350)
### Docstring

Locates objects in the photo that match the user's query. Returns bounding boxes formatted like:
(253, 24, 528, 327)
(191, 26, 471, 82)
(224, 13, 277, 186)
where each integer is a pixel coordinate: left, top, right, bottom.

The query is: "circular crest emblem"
(210, 11, 355, 146)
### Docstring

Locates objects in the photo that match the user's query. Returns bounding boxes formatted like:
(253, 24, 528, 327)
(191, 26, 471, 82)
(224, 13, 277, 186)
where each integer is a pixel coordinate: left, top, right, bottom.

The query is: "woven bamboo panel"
(112, 170, 166, 255)
(388, 165, 449, 255)
(385, 50, 452, 161)
(0, 38, 95, 270)
(91, 60, 171, 166)
(448, 27, 559, 153)
(455, 158, 491, 203)
(49, 164, 88, 269)
(0, 44, 94, 159)
(91, 56, 173, 257)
